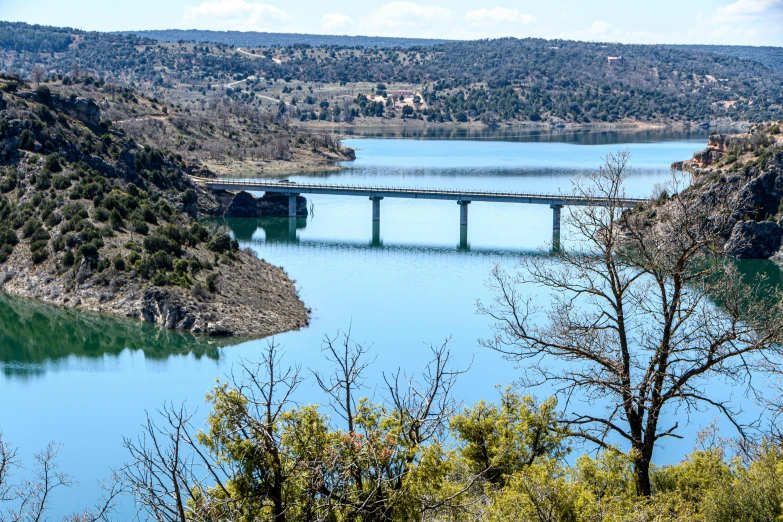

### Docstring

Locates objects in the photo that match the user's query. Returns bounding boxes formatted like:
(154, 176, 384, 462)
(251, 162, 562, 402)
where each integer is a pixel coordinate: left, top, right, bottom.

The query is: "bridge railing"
(191, 177, 647, 206)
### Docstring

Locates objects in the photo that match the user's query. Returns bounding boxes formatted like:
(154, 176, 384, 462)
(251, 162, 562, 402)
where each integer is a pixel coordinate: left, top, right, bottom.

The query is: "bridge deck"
(193, 177, 645, 207)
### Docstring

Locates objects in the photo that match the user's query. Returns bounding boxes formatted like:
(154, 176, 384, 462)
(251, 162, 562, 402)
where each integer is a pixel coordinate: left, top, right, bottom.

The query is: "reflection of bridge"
(194, 178, 645, 247)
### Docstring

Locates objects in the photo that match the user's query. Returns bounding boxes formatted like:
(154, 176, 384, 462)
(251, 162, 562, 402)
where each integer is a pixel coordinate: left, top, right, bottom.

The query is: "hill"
(122, 29, 450, 48)
(673, 44, 783, 74)
(0, 75, 312, 336)
(1, 21, 782, 126)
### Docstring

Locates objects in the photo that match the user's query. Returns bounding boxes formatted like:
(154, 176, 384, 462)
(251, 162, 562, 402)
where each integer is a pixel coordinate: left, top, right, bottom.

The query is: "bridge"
(192, 177, 646, 247)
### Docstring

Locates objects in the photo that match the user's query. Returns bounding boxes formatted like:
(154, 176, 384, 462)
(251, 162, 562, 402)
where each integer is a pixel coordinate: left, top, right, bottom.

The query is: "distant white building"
(607, 56, 623, 65)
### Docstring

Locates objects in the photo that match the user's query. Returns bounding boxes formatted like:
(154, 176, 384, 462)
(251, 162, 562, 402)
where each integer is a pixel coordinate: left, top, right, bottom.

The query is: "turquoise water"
(3, 129, 753, 516)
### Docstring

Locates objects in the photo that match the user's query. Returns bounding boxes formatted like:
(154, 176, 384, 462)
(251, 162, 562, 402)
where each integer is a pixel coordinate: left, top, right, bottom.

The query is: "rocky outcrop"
(213, 190, 309, 218)
(17, 90, 101, 126)
(225, 191, 261, 218)
(724, 221, 783, 259)
(258, 192, 308, 216)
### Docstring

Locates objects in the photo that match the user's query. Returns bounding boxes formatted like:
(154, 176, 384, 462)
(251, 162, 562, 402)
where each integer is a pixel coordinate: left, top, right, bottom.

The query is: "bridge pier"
(371, 221, 382, 247)
(551, 203, 563, 250)
(370, 196, 383, 222)
(286, 193, 300, 218)
(459, 225, 469, 251)
(458, 200, 470, 226)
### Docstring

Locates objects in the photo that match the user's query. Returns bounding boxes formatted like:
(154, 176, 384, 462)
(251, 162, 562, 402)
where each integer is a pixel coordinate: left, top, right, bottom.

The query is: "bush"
(52, 176, 71, 190)
(35, 171, 51, 190)
(21, 218, 42, 238)
(45, 212, 62, 227)
(77, 243, 99, 258)
(128, 251, 141, 266)
(151, 272, 169, 286)
(190, 282, 210, 301)
(62, 202, 88, 220)
(131, 219, 149, 235)
(18, 129, 35, 151)
(92, 207, 110, 222)
(29, 239, 49, 253)
(206, 271, 221, 293)
(109, 209, 124, 230)
(151, 251, 174, 271)
(44, 154, 62, 173)
(31, 247, 49, 264)
(207, 232, 232, 253)
(0, 245, 12, 264)
(113, 255, 126, 271)
(143, 235, 181, 257)
(61, 249, 75, 267)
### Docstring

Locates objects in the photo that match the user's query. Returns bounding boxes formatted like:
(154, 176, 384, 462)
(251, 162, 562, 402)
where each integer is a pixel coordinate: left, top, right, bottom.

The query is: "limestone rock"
(724, 221, 783, 259)
(225, 191, 261, 218)
(258, 192, 308, 216)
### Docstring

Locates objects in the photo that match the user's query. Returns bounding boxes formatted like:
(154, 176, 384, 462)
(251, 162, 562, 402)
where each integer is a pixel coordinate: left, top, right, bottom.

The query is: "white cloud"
(464, 7, 537, 27)
(183, 0, 294, 31)
(697, 0, 783, 45)
(321, 13, 354, 34)
(358, 2, 454, 38)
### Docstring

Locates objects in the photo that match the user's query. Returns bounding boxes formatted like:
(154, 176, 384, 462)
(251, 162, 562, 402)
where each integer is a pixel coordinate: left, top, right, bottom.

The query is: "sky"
(1, 0, 782, 46)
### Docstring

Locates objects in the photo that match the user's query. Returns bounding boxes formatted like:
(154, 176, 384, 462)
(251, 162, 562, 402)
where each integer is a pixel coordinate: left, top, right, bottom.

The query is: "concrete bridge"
(193, 177, 646, 247)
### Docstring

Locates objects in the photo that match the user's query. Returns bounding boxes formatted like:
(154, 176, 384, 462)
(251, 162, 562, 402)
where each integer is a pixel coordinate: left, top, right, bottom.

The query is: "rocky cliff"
(657, 122, 783, 259)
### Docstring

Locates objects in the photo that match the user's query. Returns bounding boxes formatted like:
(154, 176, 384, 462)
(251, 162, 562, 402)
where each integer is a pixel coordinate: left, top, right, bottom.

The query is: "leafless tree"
(314, 327, 375, 433)
(478, 151, 783, 496)
(30, 65, 46, 85)
(122, 403, 239, 522)
(0, 433, 123, 522)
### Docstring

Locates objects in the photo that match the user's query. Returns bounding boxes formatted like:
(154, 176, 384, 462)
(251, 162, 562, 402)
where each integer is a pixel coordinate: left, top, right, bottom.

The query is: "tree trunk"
(634, 454, 652, 497)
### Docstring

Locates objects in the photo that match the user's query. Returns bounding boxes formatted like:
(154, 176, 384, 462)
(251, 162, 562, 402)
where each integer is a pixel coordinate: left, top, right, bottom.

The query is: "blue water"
(1, 130, 731, 517)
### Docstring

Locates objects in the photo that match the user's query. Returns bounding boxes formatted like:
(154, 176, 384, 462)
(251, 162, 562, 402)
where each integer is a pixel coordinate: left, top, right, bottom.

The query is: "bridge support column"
(459, 225, 469, 251)
(371, 221, 382, 247)
(287, 193, 300, 218)
(458, 200, 470, 226)
(551, 203, 563, 251)
(370, 196, 383, 222)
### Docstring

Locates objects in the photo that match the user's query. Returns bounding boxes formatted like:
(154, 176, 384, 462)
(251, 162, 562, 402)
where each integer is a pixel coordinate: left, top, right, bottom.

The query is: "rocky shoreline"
(0, 80, 314, 339)
(663, 123, 783, 260)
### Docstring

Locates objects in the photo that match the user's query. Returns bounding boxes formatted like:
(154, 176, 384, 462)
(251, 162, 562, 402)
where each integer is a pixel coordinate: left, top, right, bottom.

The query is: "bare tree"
(30, 65, 46, 85)
(0, 433, 122, 522)
(122, 403, 238, 522)
(478, 151, 783, 496)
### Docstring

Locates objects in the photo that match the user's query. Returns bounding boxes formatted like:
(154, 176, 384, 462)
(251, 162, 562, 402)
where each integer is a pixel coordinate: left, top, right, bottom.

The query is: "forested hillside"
(125, 29, 449, 48)
(674, 44, 783, 73)
(1, 21, 782, 125)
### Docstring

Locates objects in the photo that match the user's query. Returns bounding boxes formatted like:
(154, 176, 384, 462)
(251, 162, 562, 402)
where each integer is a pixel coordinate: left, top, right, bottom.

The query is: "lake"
(2, 128, 770, 517)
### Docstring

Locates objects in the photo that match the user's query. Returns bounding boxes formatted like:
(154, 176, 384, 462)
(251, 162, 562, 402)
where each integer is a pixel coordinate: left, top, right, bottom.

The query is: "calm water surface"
(3, 129, 771, 517)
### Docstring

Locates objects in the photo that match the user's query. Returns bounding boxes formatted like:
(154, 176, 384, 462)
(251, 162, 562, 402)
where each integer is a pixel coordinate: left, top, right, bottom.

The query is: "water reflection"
(323, 125, 734, 145)
(0, 293, 230, 379)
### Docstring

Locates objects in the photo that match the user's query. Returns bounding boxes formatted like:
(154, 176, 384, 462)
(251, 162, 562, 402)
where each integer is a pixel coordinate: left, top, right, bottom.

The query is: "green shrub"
(62, 202, 88, 220)
(109, 209, 124, 230)
(113, 255, 126, 271)
(31, 247, 49, 264)
(44, 211, 62, 227)
(143, 235, 181, 257)
(206, 271, 221, 293)
(151, 272, 169, 286)
(18, 129, 35, 151)
(61, 249, 75, 267)
(128, 251, 141, 265)
(35, 171, 51, 190)
(92, 207, 110, 222)
(131, 219, 149, 235)
(52, 176, 71, 190)
(207, 232, 232, 253)
(29, 239, 49, 252)
(44, 154, 62, 173)
(21, 218, 42, 238)
(0, 245, 13, 264)
(77, 243, 99, 258)
(151, 251, 174, 271)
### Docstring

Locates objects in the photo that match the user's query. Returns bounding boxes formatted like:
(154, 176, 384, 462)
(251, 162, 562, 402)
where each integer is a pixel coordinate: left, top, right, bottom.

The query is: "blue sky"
(1, 0, 781, 45)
